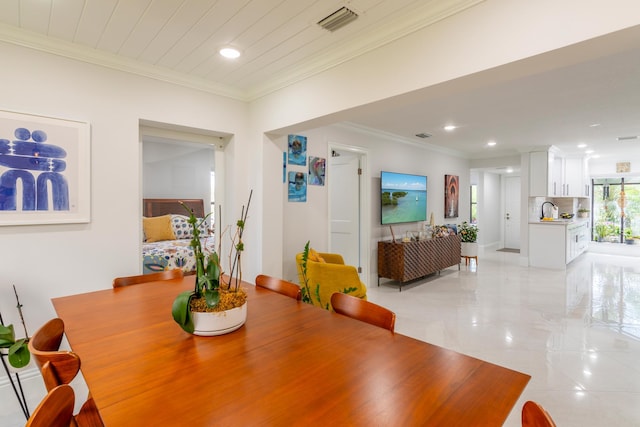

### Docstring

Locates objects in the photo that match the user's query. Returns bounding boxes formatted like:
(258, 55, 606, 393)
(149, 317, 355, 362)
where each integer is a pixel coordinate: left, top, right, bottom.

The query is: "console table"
(378, 235, 461, 290)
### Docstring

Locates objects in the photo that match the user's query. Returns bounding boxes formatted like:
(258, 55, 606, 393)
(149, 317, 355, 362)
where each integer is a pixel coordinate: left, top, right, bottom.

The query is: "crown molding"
(338, 122, 468, 159)
(0, 23, 248, 102)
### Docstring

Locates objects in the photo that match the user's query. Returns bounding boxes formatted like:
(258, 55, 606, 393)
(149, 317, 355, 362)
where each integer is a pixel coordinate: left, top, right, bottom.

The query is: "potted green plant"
(458, 221, 478, 257)
(577, 208, 590, 218)
(0, 286, 30, 370)
(172, 191, 252, 336)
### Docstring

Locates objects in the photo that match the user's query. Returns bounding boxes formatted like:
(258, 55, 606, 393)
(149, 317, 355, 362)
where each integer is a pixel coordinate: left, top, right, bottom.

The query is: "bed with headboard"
(142, 198, 215, 274)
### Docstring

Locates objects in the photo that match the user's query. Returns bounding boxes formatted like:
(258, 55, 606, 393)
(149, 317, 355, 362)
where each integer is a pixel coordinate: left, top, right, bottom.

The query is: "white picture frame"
(0, 110, 91, 226)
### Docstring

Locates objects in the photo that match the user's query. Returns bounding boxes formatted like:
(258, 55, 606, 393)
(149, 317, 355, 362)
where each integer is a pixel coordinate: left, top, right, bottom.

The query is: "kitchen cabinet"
(564, 157, 590, 197)
(529, 220, 589, 269)
(529, 149, 589, 197)
(567, 221, 589, 263)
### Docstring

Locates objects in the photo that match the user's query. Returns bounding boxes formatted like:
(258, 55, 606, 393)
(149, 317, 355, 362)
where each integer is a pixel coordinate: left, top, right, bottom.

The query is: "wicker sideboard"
(377, 235, 461, 287)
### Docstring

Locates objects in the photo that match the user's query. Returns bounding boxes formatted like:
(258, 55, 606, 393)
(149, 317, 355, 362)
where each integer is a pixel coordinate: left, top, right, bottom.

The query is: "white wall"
(280, 124, 470, 286)
(0, 41, 248, 338)
(142, 141, 214, 214)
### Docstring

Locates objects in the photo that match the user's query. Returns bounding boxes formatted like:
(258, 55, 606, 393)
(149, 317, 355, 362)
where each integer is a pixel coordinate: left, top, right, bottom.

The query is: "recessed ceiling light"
(585, 150, 594, 154)
(577, 143, 587, 148)
(219, 47, 241, 59)
(487, 141, 497, 147)
(591, 154, 601, 158)
(506, 168, 514, 173)
(589, 123, 601, 127)
(444, 125, 457, 131)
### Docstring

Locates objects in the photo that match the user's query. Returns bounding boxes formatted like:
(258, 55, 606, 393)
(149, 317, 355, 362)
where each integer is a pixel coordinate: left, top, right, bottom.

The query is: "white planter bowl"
(191, 303, 247, 336)
(461, 242, 478, 257)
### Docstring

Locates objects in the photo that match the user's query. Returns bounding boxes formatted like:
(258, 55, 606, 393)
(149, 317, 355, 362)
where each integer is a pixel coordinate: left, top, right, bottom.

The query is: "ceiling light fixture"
(444, 125, 457, 131)
(585, 150, 594, 154)
(487, 141, 497, 147)
(577, 143, 587, 148)
(219, 47, 241, 59)
(506, 168, 514, 173)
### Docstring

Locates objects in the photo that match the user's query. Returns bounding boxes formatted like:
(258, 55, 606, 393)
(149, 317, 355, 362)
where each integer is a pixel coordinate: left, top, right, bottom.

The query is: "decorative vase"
(191, 302, 247, 336)
(461, 242, 478, 257)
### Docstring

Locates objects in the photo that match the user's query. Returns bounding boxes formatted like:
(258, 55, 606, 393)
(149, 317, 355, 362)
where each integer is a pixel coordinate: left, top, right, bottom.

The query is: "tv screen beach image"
(381, 171, 427, 225)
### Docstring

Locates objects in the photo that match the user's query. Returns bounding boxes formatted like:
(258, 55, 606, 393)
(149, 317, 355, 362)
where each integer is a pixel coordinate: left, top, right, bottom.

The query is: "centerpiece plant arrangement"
(172, 191, 252, 334)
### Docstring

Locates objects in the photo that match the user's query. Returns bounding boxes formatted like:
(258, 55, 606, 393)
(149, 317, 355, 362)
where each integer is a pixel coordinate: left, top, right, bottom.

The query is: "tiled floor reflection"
(368, 249, 640, 426)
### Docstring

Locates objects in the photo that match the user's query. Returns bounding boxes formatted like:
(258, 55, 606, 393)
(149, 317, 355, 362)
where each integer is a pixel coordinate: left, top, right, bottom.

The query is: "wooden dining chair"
(255, 274, 301, 300)
(26, 384, 75, 427)
(330, 292, 396, 332)
(112, 268, 184, 288)
(28, 318, 104, 427)
(522, 400, 557, 427)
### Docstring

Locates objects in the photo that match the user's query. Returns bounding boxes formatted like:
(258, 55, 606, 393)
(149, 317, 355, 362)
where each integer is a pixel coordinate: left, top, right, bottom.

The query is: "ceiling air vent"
(415, 133, 432, 139)
(318, 7, 358, 32)
(617, 135, 638, 141)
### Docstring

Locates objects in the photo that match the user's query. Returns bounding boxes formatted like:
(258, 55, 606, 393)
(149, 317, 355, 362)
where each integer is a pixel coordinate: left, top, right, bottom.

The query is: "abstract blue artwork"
(0, 110, 90, 226)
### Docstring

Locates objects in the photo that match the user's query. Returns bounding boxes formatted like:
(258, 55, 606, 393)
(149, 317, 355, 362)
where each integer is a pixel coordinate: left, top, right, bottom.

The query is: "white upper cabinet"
(529, 149, 589, 197)
(564, 156, 590, 197)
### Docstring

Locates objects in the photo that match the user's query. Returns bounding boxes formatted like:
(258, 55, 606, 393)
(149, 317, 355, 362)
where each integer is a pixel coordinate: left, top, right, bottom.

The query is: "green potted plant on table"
(577, 208, 590, 219)
(458, 221, 478, 257)
(172, 191, 252, 336)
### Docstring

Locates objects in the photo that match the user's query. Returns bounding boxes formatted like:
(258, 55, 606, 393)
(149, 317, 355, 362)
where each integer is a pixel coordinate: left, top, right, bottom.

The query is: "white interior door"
(329, 151, 361, 279)
(504, 176, 521, 249)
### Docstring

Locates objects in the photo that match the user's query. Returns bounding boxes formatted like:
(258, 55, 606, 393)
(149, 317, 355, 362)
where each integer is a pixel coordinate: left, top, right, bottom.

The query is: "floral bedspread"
(142, 237, 216, 274)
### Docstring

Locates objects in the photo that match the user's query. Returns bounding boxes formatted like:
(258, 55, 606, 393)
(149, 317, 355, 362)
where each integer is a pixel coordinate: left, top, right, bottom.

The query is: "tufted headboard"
(143, 199, 205, 218)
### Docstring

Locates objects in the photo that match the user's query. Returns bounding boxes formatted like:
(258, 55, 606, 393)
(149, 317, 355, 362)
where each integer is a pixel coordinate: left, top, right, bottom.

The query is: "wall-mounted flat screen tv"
(381, 171, 427, 225)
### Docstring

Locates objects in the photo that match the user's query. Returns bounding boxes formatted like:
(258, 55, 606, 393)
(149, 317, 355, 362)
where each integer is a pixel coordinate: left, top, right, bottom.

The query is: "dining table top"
(52, 275, 530, 426)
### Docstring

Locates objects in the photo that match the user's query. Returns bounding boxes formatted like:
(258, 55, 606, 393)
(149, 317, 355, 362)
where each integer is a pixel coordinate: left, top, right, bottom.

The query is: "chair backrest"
(522, 401, 557, 427)
(330, 292, 396, 332)
(26, 384, 75, 427)
(255, 274, 301, 300)
(113, 268, 184, 288)
(28, 318, 81, 390)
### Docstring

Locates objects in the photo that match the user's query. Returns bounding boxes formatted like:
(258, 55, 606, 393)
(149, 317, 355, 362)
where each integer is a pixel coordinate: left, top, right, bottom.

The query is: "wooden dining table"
(52, 276, 530, 426)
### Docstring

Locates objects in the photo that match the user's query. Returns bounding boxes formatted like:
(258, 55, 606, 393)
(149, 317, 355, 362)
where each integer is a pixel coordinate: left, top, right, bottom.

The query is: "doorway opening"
(327, 143, 369, 285)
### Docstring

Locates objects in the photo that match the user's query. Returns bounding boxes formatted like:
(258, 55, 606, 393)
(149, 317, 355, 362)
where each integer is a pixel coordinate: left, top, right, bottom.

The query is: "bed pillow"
(143, 215, 176, 242)
(171, 215, 193, 239)
(171, 215, 210, 239)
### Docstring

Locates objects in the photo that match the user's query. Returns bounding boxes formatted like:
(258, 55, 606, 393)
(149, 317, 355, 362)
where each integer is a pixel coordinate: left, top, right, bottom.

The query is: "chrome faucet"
(541, 201, 556, 219)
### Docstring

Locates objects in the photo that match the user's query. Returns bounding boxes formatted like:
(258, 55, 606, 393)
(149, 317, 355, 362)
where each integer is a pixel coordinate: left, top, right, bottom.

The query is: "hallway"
(370, 249, 640, 426)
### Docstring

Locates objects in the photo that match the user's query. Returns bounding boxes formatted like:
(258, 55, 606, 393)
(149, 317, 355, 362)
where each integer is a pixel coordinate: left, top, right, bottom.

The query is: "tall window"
(470, 184, 477, 224)
(592, 177, 640, 242)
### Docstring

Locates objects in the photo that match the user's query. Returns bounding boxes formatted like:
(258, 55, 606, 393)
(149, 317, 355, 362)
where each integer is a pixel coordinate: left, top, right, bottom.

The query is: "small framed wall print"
(308, 156, 325, 186)
(287, 135, 307, 166)
(0, 110, 91, 226)
(616, 162, 631, 173)
(288, 171, 307, 202)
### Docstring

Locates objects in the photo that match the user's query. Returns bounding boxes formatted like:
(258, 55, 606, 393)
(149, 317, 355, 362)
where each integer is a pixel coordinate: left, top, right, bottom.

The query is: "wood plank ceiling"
(0, 0, 483, 100)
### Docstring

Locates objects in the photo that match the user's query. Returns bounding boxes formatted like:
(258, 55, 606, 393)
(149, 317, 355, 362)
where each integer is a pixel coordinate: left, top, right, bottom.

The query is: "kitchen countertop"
(528, 218, 589, 225)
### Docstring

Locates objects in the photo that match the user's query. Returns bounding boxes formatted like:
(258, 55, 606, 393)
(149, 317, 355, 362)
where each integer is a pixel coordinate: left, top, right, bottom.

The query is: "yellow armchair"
(296, 251, 367, 311)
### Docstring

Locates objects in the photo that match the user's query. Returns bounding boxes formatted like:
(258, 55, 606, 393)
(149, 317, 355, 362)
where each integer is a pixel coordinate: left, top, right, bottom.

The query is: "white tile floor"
(368, 246, 640, 426)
